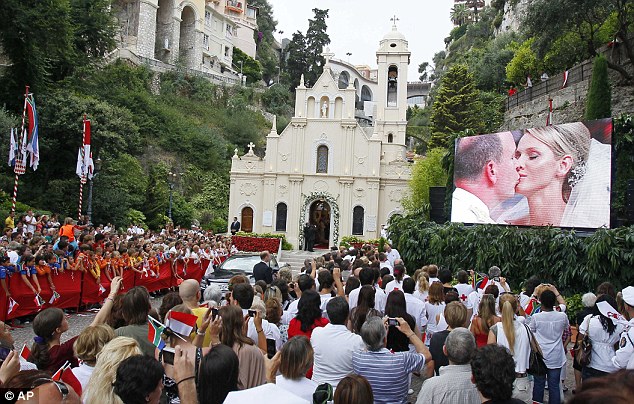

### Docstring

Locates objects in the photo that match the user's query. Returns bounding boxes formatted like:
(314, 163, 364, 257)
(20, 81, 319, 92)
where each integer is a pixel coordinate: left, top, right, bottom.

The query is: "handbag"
(575, 331, 593, 367)
(523, 324, 548, 376)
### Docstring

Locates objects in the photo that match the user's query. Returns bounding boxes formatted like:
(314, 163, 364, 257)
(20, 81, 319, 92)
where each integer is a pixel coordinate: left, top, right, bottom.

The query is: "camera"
(248, 309, 256, 317)
(493, 277, 500, 282)
(162, 347, 175, 365)
(211, 307, 219, 320)
(387, 318, 399, 327)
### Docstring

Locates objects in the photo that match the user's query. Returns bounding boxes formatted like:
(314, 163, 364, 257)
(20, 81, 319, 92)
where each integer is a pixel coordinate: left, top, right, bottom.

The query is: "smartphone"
(162, 347, 175, 365)
(493, 277, 500, 282)
(248, 309, 256, 317)
(0, 346, 11, 362)
(387, 318, 399, 327)
(211, 307, 219, 320)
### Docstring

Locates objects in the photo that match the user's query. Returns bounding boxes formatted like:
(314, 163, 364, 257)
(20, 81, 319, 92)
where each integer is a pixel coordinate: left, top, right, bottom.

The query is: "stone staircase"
(279, 250, 327, 273)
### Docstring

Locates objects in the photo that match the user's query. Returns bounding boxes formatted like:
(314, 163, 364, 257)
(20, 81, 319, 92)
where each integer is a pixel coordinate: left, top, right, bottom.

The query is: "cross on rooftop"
(321, 47, 335, 65)
(390, 15, 400, 28)
(247, 142, 255, 153)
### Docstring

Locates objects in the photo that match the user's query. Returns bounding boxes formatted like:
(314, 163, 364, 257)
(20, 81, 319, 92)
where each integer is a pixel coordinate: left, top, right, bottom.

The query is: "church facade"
(228, 25, 413, 248)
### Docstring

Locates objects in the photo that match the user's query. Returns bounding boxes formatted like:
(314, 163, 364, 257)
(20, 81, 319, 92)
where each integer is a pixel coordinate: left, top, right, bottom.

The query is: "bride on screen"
(513, 122, 610, 227)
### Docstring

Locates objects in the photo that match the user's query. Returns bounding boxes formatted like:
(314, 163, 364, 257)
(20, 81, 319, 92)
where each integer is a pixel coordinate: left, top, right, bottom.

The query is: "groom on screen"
(451, 131, 519, 224)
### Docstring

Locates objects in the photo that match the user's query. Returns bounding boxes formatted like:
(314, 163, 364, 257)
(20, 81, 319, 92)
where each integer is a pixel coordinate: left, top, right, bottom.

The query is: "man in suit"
(253, 250, 273, 284)
(230, 217, 240, 235)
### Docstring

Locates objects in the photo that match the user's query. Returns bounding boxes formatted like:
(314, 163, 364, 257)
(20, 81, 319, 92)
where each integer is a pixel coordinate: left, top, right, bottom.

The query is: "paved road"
(10, 296, 577, 403)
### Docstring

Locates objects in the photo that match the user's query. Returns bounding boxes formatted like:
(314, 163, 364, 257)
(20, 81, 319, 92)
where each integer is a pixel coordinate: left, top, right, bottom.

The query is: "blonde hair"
(525, 122, 591, 202)
(478, 294, 497, 333)
(74, 324, 115, 364)
(82, 337, 142, 404)
(499, 294, 518, 354)
(413, 269, 430, 293)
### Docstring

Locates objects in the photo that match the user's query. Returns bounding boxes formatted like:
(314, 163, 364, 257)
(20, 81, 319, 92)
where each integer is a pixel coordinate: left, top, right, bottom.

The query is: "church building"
(227, 24, 413, 248)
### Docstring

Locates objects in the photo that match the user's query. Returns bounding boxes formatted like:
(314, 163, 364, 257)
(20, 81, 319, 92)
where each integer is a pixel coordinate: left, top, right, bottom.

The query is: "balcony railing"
(226, 0, 243, 12)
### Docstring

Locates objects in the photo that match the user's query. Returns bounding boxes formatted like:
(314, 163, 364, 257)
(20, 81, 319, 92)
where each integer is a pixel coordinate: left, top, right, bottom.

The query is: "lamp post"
(86, 157, 102, 225)
(167, 171, 178, 221)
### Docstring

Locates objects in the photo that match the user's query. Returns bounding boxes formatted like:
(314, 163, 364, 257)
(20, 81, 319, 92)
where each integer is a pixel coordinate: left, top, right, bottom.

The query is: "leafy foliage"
(585, 55, 612, 120)
(284, 9, 330, 88)
(429, 65, 483, 149)
(232, 47, 263, 84)
(387, 218, 634, 293)
(505, 38, 540, 85)
(403, 148, 448, 215)
(248, 0, 279, 84)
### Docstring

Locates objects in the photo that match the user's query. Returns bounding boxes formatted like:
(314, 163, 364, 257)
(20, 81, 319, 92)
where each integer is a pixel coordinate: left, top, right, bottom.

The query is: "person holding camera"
(352, 316, 431, 404)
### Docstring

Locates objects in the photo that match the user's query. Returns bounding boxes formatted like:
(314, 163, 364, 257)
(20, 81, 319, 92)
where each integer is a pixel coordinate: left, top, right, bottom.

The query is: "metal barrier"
(505, 60, 593, 110)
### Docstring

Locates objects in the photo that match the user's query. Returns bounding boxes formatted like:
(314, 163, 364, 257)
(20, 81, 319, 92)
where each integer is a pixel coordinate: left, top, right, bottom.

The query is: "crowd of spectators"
(0, 216, 632, 404)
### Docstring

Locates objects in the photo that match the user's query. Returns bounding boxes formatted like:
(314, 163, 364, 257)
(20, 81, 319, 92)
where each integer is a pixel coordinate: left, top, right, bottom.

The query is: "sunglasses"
(30, 378, 69, 400)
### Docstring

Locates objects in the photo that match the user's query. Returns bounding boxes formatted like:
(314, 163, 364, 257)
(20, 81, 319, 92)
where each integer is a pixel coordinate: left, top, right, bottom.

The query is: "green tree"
(70, 0, 116, 63)
(450, 3, 471, 26)
(403, 148, 448, 215)
(585, 55, 612, 120)
(285, 31, 308, 88)
(0, 0, 74, 104)
(429, 64, 483, 149)
(304, 8, 330, 86)
(505, 38, 540, 85)
(248, 0, 279, 84)
(523, 0, 633, 81)
(232, 47, 263, 84)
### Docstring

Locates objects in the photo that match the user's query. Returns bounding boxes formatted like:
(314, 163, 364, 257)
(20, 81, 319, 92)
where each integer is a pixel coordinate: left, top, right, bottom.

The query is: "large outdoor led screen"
(450, 118, 612, 228)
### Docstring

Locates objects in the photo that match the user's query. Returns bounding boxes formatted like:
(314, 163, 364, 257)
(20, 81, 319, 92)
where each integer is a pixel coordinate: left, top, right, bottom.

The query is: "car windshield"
(220, 256, 262, 273)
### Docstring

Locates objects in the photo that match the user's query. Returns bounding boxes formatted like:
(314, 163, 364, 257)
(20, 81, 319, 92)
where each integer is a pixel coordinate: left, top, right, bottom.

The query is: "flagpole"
(11, 86, 29, 215)
(78, 115, 87, 220)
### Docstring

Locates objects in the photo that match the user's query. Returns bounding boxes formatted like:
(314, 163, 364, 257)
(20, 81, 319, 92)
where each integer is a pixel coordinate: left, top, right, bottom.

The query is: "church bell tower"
(375, 18, 410, 161)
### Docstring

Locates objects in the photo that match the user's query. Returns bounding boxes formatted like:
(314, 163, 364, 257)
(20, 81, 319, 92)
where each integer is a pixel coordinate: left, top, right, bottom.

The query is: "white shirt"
(276, 375, 318, 402)
(380, 260, 393, 275)
(25, 215, 36, 234)
(405, 293, 427, 330)
(529, 310, 569, 368)
(451, 187, 495, 224)
(311, 323, 365, 387)
(467, 291, 481, 319)
(425, 302, 446, 345)
(385, 249, 401, 266)
(385, 276, 410, 295)
(454, 283, 474, 308)
(71, 362, 94, 390)
(613, 319, 634, 369)
(282, 299, 299, 325)
(224, 383, 309, 404)
(492, 321, 531, 373)
(319, 293, 332, 319)
(348, 285, 387, 312)
(579, 314, 625, 373)
(413, 290, 428, 302)
(243, 309, 283, 351)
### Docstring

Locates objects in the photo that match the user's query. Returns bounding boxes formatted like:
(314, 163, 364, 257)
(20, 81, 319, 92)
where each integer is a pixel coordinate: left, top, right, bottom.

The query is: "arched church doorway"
(241, 207, 253, 233)
(179, 6, 197, 68)
(309, 200, 331, 248)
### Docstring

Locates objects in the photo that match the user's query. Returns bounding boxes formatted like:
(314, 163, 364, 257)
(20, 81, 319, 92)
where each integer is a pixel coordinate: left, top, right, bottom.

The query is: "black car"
(201, 253, 288, 292)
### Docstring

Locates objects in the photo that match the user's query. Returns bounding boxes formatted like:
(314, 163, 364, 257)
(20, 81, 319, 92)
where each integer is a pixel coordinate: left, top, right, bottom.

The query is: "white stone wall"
(137, 0, 158, 58)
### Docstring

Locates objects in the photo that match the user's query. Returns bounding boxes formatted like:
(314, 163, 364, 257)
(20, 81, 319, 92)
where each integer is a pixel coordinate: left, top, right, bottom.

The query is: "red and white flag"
(76, 118, 93, 182)
(20, 344, 30, 361)
(165, 310, 198, 336)
(7, 298, 19, 315)
(561, 70, 569, 88)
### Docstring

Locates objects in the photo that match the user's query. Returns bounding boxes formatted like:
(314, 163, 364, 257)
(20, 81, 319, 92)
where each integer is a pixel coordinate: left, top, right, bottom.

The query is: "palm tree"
(450, 3, 470, 26)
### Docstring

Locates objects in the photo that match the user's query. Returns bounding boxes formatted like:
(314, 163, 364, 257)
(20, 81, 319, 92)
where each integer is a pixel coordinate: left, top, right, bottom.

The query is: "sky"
(267, 0, 455, 80)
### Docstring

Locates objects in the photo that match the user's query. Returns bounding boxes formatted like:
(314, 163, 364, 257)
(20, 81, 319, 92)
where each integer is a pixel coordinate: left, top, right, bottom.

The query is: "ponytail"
(501, 300, 516, 354)
(30, 308, 64, 369)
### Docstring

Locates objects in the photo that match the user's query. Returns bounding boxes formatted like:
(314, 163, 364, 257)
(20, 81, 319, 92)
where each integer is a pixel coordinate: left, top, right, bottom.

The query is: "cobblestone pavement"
(10, 296, 577, 403)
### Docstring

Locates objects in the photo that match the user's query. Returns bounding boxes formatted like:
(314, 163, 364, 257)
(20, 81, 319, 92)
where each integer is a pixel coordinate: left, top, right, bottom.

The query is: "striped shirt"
(352, 348, 426, 404)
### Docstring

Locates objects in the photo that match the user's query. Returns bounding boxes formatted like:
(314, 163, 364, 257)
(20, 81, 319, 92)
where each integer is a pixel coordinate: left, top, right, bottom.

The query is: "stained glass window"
(317, 145, 328, 173)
